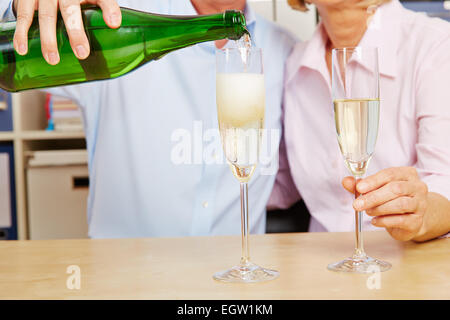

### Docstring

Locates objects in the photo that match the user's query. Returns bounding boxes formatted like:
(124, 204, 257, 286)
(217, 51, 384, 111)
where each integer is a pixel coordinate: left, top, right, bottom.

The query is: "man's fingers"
(59, 0, 90, 59)
(356, 167, 418, 194)
(39, 0, 60, 65)
(13, 0, 121, 61)
(86, 0, 121, 28)
(13, 0, 37, 55)
(354, 181, 417, 212)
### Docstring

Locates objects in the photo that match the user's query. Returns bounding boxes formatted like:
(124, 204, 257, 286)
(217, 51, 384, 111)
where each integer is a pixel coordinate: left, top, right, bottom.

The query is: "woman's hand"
(342, 167, 429, 241)
(13, 0, 121, 65)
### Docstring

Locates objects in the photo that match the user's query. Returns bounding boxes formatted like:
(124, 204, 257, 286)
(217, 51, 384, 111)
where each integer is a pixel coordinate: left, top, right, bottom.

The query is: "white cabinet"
(248, 0, 275, 21)
(3, 90, 86, 240)
(26, 150, 89, 240)
(0, 153, 12, 230)
(275, 0, 317, 41)
(248, 0, 318, 41)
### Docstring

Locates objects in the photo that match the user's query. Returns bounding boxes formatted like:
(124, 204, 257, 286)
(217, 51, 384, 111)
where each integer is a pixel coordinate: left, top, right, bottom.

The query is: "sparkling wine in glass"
(213, 46, 279, 283)
(328, 47, 391, 273)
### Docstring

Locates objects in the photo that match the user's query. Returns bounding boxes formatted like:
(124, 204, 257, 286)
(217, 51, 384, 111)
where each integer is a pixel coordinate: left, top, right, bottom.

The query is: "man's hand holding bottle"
(13, 0, 122, 65)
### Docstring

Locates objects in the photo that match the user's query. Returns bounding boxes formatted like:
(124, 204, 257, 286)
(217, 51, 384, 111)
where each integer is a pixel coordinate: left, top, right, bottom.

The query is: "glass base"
(328, 255, 391, 273)
(213, 262, 279, 283)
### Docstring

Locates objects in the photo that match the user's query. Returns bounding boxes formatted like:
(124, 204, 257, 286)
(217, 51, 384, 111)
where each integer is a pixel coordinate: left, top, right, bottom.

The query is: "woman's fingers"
(59, 0, 90, 59)
(342, 166, 428, 241)
(365, 196, 418, 216)
(372, 213, 424, 241)
(38, 0, 60, 65)
(353, 181, 416, 212)
(342, 176, 356, 194)
(356, 167, 418, 194)
(13, 0, 37, 55)
(386, 227, 417, 242)
(86, 0, 122, 28)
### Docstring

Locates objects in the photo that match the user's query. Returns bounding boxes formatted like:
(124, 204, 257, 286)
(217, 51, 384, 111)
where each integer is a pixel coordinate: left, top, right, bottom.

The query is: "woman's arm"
(414, 192, 450, 242)
(267, 132, 301, 211)
(342, 171, 450, 242)
(341, 35, 450, 242)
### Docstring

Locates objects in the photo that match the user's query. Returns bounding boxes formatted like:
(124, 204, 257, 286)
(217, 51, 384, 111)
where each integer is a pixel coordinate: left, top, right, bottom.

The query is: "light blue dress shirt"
(1, 0, 297, 238)
(1, 0, 15, 21)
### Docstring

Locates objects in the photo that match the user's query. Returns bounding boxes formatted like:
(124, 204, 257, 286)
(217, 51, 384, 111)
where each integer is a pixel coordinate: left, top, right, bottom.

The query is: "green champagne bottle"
(0, 6, 248, 92)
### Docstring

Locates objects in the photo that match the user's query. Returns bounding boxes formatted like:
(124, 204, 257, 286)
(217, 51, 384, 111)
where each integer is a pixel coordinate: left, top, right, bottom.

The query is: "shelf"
(5, 91, 89, 240)
(0, 132, 15, 141)
(20, 131, 85, 141)
(0, 131, 86, 141)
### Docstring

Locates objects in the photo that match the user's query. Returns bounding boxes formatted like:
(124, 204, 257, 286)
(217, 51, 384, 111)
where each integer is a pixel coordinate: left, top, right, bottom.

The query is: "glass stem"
(240, 182, 250, 266)
(354, 177, 365, 259)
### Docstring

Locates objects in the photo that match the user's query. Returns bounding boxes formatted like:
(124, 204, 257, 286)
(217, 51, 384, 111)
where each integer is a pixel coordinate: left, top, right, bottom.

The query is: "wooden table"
(0, 231, 449, 299)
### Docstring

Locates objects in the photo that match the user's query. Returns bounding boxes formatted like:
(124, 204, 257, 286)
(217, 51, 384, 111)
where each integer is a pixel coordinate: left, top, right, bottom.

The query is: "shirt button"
(202, 201, 209, 208)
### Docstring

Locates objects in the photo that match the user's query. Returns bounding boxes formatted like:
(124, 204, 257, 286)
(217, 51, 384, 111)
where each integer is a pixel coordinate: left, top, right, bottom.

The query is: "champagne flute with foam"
(214, 47, 279, 283)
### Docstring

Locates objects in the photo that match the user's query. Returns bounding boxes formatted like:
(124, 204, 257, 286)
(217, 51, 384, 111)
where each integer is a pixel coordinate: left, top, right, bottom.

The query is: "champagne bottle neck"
(140, 10, 247, 40)
(140, 10, 248, 61)
(222, 10, 248, 40)
(79, 7, 248, 39)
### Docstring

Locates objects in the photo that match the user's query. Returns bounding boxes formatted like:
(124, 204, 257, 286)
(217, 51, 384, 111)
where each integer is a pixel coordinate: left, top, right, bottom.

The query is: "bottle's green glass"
(0, 6, 248, 92)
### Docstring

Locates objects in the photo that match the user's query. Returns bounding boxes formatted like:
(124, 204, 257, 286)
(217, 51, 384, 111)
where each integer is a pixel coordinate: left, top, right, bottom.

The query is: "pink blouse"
(269, 0, 450, 234)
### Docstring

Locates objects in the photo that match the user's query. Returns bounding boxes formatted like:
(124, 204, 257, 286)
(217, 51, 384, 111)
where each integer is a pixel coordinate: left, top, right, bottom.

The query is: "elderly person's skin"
(12, 0, 245, 64)
(292, 0, 450, 242)
(13, 0, 122, 64)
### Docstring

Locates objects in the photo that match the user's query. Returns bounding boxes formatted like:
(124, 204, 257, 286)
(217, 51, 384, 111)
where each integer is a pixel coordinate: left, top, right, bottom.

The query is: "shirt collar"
(286, 22, 329, 84)
(358, 0, 402, 78)
(286, 0, 402, 84)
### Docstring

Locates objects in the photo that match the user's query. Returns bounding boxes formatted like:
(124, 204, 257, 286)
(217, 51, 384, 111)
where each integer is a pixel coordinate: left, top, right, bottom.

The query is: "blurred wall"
(248, 0, 317, 41)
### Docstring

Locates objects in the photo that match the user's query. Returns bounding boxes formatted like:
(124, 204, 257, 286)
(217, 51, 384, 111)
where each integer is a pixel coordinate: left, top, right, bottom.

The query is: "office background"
(0, 0, 448, 240)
